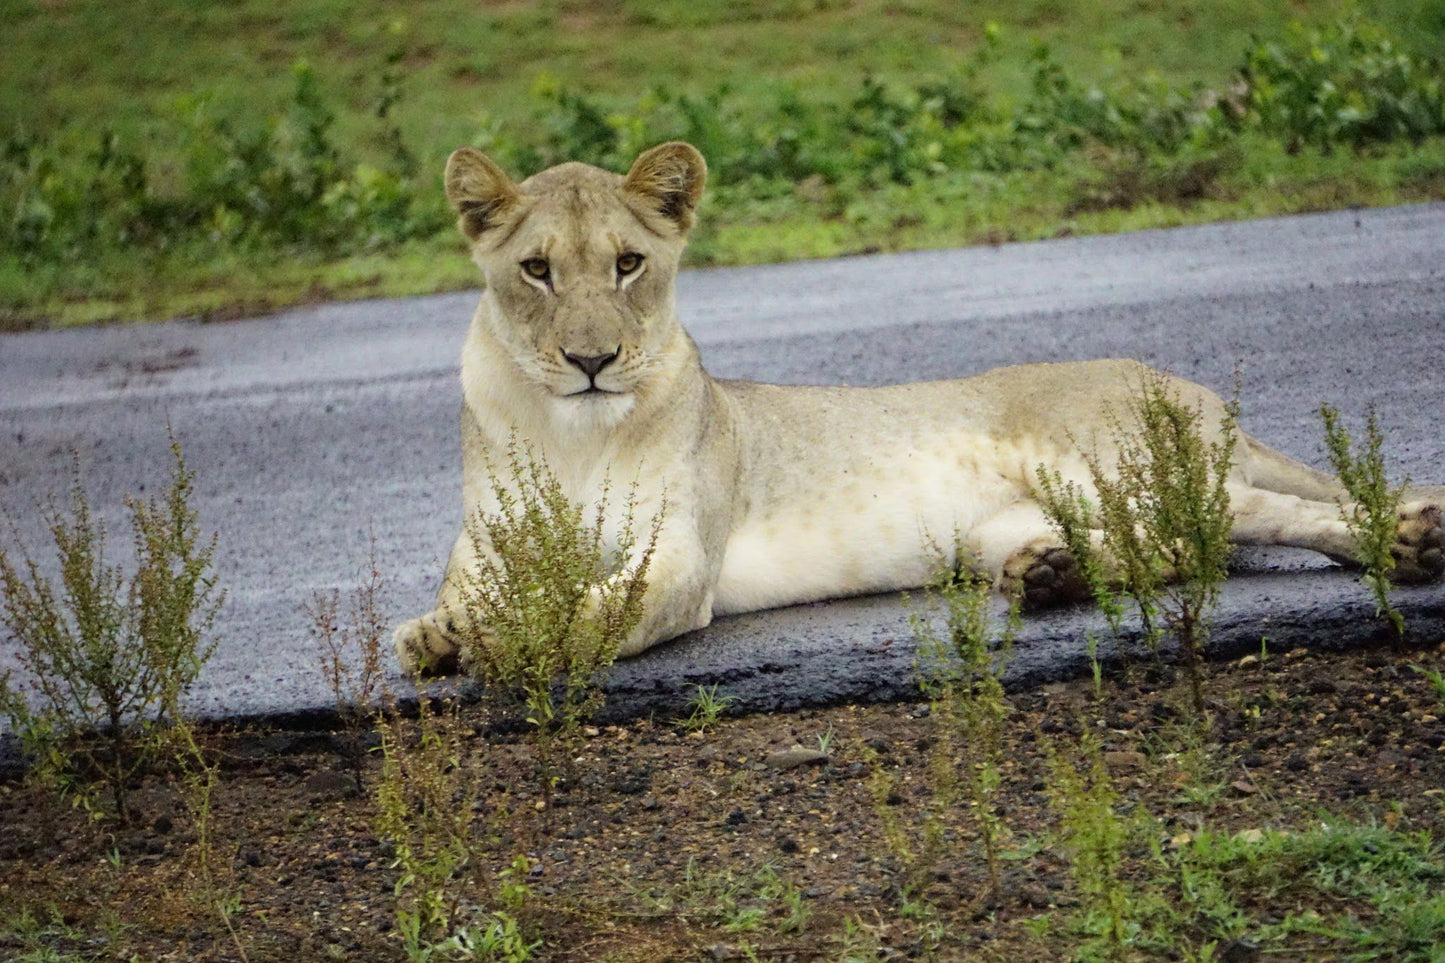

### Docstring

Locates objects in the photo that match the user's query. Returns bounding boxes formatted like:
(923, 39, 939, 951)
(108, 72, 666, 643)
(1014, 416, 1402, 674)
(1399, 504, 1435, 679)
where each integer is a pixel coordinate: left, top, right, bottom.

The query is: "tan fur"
(393, 142, 1445, 673)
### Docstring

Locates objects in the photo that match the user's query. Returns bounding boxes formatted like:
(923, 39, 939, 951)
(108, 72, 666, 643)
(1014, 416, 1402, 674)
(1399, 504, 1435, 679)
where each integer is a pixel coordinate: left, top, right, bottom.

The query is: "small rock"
(1219, 937, 1261, 962)
(765, 746, 831, 771)
(860, 730, 890, 753)
(1233, 828, 1266, 844)
(1231, 778, 1260, 796)
(641, 796, 660, 811)
(305, 770, 357, 798)
(1103, 751, 1146, 772)
(1237, 654, 1260, 668)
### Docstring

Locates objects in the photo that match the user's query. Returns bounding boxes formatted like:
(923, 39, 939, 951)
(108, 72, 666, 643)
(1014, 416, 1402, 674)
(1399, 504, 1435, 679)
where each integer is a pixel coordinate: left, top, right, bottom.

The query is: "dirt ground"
(2, 638, 1444, 962)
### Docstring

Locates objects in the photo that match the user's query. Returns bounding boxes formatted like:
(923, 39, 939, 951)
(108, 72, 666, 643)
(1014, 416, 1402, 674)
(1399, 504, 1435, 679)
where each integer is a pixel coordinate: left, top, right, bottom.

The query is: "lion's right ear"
(623, 142, 707, 234)
(444, 147, 520, 242)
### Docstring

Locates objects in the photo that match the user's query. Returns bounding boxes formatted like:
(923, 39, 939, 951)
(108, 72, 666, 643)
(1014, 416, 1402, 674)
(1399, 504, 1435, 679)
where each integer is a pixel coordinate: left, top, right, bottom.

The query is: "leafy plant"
(1046, 729, 1133, 959)
(374, 689, 497, 959)
(0, 441, 222, 823)
(1036, 372, 1239, 716)
(452, 440, 660, 797)
(308, 535, 389, 792)
(1236, 17, 1445, 151)
(912, 563, 1019, 899)
(1319, 404, 1408, 636)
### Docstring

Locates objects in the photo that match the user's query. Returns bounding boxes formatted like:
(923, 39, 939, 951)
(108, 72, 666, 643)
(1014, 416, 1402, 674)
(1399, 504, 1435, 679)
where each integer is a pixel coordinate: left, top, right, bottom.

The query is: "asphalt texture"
(2, 203, 1443, 730)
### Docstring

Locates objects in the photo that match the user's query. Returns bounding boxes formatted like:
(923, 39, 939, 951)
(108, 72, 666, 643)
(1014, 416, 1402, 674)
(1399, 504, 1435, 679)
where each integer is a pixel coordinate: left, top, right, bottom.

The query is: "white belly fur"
(712, 433, 1026, 614)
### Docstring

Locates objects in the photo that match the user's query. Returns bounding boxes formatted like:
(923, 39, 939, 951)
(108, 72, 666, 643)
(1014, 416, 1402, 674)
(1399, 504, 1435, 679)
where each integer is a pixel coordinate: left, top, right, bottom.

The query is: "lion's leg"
(971, 501, 1112, 609)
(611, 528, 717, 658)
(1228, 485, 1444, 582)
(392, 529, 485, 675)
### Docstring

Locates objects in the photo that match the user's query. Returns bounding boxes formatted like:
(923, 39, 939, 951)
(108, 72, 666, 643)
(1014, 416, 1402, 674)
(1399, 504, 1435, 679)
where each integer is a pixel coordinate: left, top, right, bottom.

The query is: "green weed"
(453, 441, 659, 799)
(1045, 729, 1134, 959)
(309, 536, 390, 793)
(912, 563, 1019, 900)
(679, 683, 733, 733)
(1037, 372, 1238, 717)
(1409, 662, 1445, 705)
(645, 859, 811, 940)
(1154, 821, 1445, 959)
(0, 441, 222, 823)
(1320, 404, 1408, 636)
(373, 689, 501, 960)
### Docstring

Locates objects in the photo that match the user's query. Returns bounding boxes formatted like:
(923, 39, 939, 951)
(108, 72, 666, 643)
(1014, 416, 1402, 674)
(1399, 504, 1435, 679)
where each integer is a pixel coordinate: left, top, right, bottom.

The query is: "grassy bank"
(2, 0, 1444, 328)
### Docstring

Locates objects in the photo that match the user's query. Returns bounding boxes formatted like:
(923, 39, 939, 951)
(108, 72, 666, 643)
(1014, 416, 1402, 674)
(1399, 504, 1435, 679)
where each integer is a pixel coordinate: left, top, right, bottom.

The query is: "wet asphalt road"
(1, 203, 1443, 727)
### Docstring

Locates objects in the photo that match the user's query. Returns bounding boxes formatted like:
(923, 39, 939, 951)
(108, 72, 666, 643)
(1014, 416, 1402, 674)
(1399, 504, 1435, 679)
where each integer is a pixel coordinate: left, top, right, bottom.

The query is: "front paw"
(1394, 503, 1445, 583)
(1001, 543, 1092, 609)
(393, 612, 462, 676)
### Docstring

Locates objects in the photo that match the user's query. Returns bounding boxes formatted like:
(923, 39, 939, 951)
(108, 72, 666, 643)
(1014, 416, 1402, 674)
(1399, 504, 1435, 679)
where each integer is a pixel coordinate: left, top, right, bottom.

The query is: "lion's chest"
(711, 432, 1029, 615)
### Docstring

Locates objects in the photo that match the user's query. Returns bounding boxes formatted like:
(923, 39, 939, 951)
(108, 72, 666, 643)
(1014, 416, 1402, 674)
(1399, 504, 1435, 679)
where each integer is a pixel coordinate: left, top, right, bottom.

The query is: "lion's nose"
(563, 349, 619, 378)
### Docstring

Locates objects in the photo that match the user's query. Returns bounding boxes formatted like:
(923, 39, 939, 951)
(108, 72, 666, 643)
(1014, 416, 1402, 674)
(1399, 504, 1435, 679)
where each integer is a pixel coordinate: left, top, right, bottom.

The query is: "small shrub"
(308, 535, 389, 792)
(1319, 404, 1407, 636)
(374, 689, 498, 959)
(1235, 17, 1445, 151)
(0, 441, 222, 823)
(912, 563, 1018, 899)
(452, 440, 659, 794)
(1036, 373, 1238, 716)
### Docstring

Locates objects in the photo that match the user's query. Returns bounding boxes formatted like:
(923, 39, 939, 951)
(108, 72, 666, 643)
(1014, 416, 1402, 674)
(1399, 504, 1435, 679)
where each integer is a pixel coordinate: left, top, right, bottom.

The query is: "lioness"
(394, 141, 1444, 673)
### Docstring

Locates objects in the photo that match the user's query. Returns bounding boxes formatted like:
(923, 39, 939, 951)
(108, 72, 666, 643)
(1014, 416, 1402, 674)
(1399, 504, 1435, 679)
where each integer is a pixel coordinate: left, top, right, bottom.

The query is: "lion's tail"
(1242, 433, 1444, 506)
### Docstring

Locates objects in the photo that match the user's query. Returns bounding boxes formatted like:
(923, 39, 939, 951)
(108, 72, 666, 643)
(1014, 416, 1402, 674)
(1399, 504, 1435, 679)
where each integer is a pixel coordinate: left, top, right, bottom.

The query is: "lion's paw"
(1001, 543, 1092, 609)
(392, 612, 463, 676)
(1393, 502, 1445, 584)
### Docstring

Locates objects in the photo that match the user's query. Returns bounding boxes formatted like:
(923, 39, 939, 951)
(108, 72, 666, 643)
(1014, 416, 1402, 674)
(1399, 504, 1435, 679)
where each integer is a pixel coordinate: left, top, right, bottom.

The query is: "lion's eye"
(616, 252, 644, 276)
(521, 258, 551, 282)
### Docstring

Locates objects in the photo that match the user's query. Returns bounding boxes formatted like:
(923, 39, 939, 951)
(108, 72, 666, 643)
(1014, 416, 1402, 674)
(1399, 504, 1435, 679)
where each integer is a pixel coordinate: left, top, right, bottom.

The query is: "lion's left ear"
(623, 142, 707, 234)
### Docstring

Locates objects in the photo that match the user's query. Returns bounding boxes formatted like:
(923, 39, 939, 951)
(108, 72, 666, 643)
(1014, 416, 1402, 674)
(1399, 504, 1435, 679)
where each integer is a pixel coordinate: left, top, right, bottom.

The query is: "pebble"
(1103, 750, 1146, 772)
(764, 746, 831, 771)
(305, 770, 358, 798)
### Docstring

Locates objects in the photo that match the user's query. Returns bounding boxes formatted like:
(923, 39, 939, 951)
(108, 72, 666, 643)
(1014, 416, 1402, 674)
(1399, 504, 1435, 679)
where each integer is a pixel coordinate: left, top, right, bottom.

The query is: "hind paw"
(1002, 543, 1093, 609)
(1394, 503, 1445, 583)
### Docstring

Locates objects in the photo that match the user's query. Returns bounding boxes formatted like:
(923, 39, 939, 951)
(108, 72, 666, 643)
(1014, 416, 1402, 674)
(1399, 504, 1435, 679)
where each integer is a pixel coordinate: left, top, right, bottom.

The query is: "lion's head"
(444, 142, 707, 416)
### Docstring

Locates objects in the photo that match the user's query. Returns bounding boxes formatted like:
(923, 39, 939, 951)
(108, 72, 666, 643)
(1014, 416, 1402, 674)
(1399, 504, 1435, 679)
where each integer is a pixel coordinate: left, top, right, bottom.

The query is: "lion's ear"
(445, 147, 520, 242)
(623, 142, 707, 234)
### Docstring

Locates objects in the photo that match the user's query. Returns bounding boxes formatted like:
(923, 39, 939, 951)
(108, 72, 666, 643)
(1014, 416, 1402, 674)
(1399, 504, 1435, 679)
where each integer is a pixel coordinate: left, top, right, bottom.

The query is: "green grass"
(3, 0, 1444, 328)
(1152, 821, 1445, 960)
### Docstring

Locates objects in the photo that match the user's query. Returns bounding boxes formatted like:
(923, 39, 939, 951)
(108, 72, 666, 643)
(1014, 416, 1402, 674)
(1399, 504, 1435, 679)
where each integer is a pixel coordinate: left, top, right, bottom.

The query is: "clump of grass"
(912, 563, 1019, 901)
(1037, 372, 1238, 717)
(453, 440, 660, 798)
(1148, 821, 1445, 957)
(644, 859, 811, 941)
(679, 682, 733, 733)
(1319, 404, 1407, 637)
(0, 441, 222, 823)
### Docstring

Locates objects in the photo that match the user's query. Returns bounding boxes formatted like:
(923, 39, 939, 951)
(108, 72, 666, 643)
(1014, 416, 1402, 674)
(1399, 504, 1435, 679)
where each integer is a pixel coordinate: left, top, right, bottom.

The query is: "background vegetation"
(3, 0, 1444, 328)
